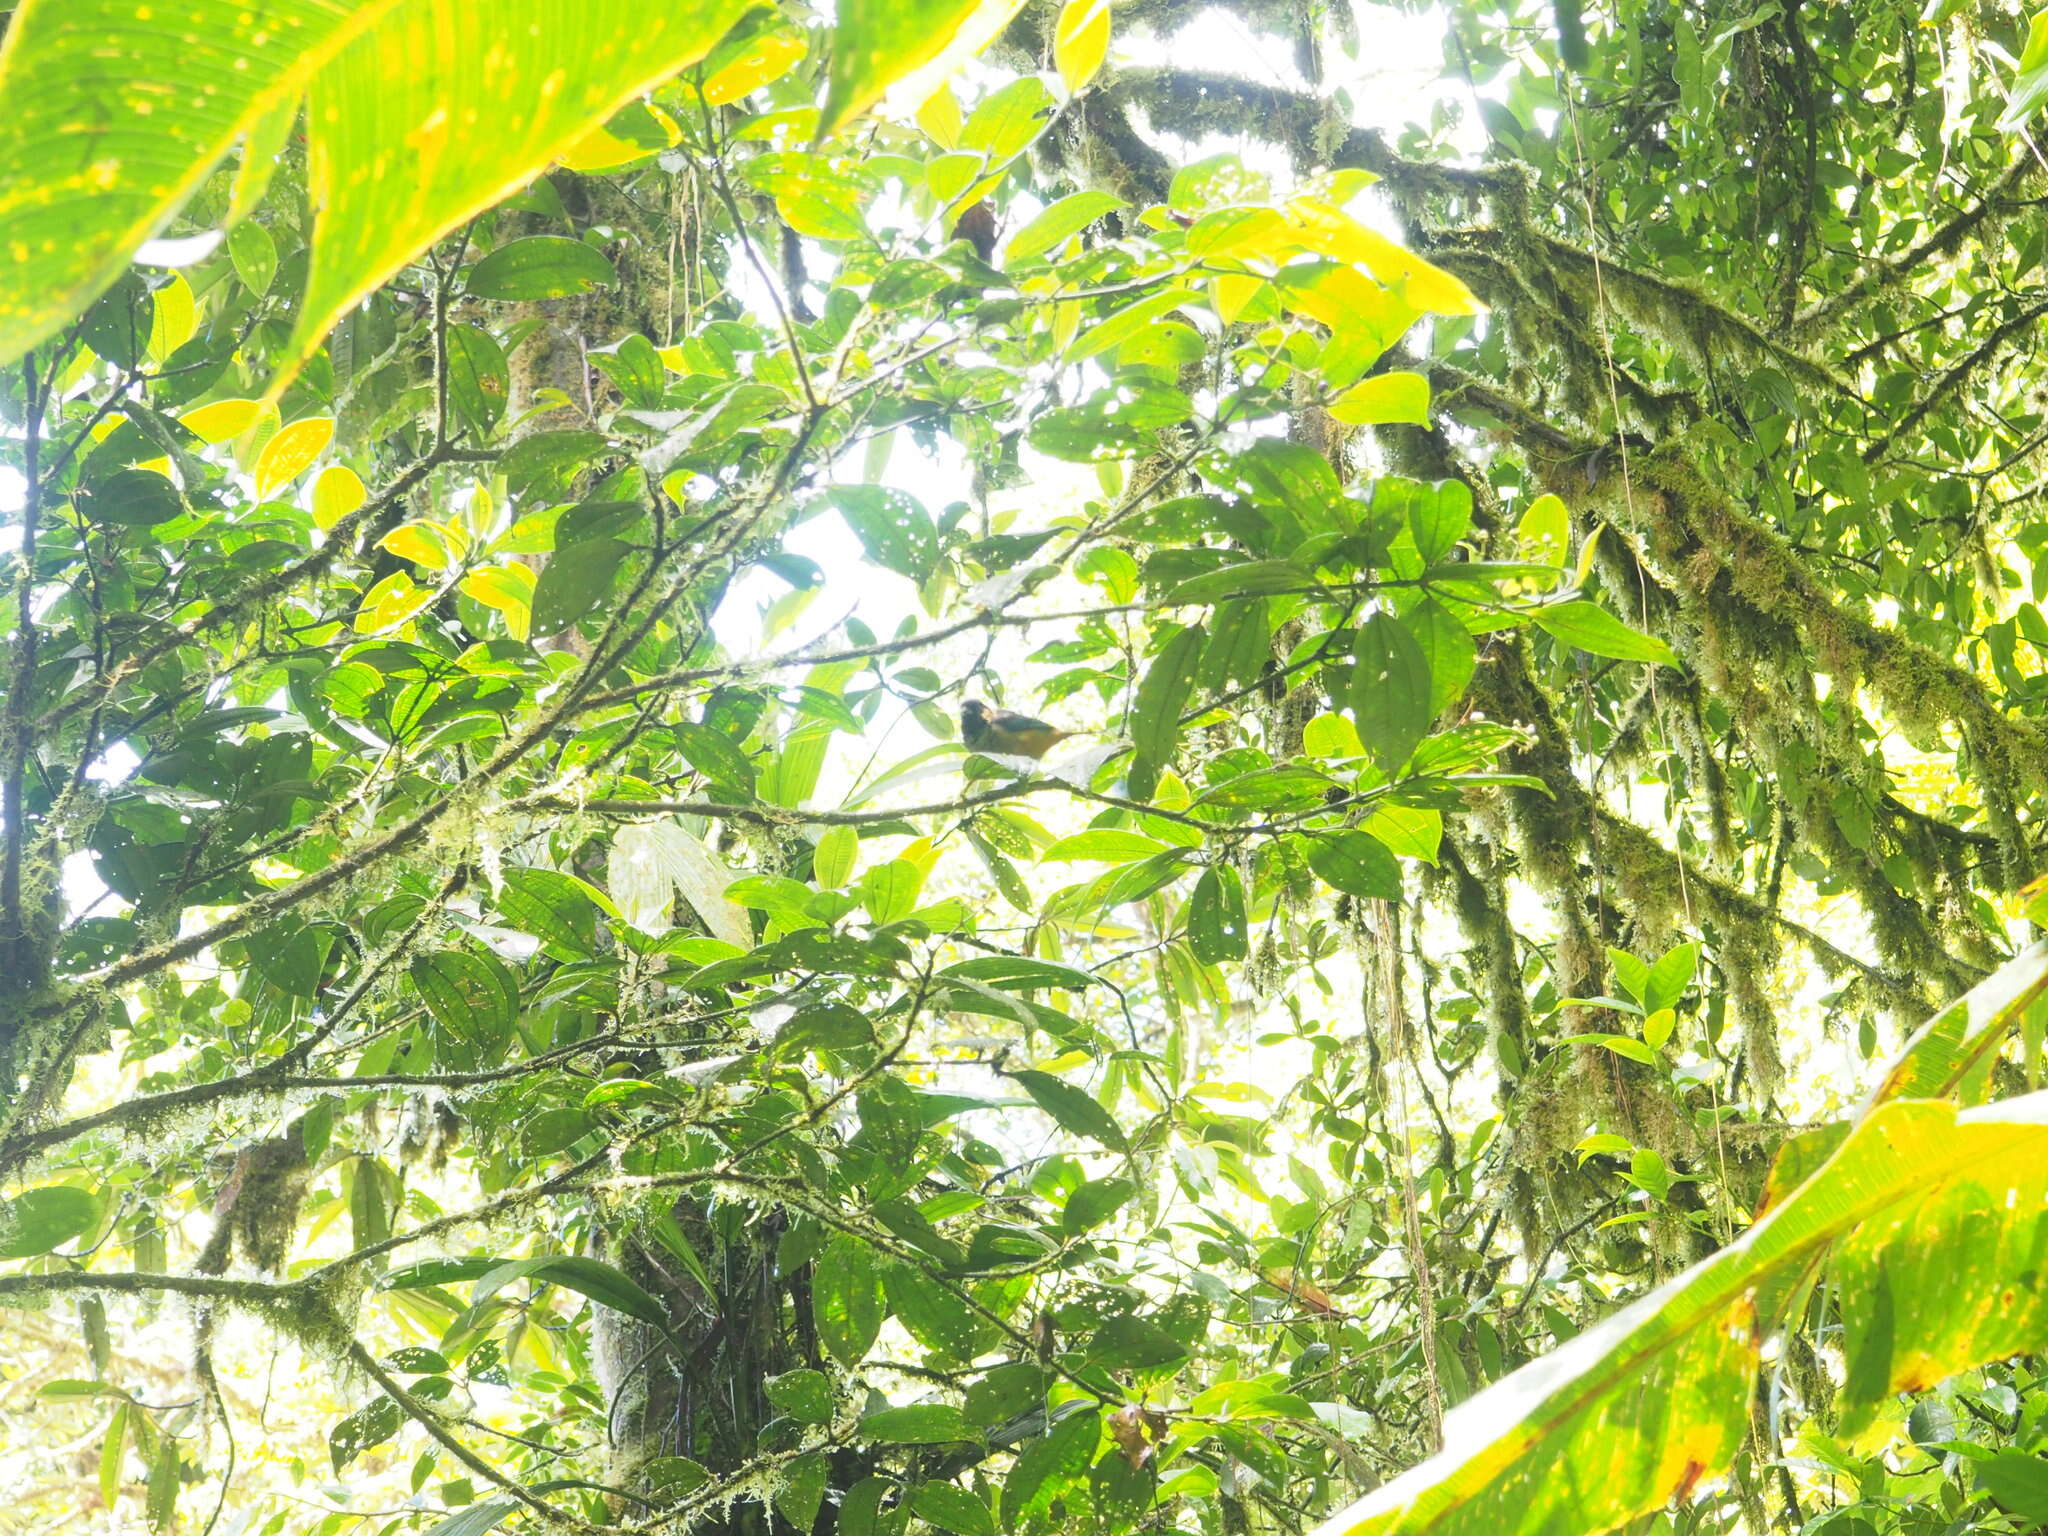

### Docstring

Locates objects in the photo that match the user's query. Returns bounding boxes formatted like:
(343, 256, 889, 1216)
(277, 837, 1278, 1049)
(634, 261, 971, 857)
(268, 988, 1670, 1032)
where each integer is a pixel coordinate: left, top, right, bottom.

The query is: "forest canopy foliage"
(4, 2, 2048, 1535)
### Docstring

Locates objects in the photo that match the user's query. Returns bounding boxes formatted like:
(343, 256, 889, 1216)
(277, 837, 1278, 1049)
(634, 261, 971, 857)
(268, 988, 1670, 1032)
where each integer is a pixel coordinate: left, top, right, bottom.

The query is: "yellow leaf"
(556, 123, 650, 173)
(254, 415, 334, 498)
(1185, 206, 1292, 263)
(1054, 0, 1111, 94)
(356, 571, 431, 634)
(1276, 263, 1417, 343)
(701, 31, 806, 106)
(1286, 198, 1482, 316)
(459, 481, 496, 541)
(916, 84, 963, 149)
(461, 562, 536, 641)
(179, 398, 270, 445)
(656, 345, 687, 372)
(1327, 370, 1430, 426)
(1210, 273, 1265, 324)
(146, 273, 196, 363)
(311, 465, 367, 531)
(234, 404, 283, 472)
(1575, 522, 1606, 588)
(826, 0, 1029, 137)
(378, 520, 460, 571)
(275, 0, 753, 394)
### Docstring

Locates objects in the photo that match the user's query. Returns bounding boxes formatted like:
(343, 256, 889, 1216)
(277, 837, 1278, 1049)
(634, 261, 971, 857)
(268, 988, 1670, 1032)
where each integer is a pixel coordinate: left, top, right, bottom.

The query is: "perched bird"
(960, 698, 1075, 760)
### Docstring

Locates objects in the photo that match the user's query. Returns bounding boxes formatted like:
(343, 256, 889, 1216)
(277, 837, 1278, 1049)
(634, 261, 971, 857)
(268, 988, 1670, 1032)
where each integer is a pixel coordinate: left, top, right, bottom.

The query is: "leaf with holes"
(1188, 865, 1248, 964)
(409, 950, 519, 1049)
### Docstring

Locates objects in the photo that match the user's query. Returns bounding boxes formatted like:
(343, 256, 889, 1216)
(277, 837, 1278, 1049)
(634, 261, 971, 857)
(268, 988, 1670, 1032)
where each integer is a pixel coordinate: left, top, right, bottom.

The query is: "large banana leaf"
(0, 0, 1021, 373)
(281, 0, 753, 382)
(1314, 941, 2048, 1536)
(0, 0, 397, 364)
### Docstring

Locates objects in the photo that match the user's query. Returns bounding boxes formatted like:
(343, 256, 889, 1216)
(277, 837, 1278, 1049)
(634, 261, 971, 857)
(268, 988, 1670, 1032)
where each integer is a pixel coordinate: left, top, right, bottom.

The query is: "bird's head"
(960, 698, 993, 746)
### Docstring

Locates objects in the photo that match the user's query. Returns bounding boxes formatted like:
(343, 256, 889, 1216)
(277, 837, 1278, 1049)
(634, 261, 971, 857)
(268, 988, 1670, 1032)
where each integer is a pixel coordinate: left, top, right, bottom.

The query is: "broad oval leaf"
(0, 1186, 98, 1259)
(466, 236, 618, 301)
(1531, 600, 1678, 667)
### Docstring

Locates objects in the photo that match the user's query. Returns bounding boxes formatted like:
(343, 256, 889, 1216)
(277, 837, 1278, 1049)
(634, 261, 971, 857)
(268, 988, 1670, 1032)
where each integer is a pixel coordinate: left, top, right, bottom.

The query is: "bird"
(959, 698, 1076, 760)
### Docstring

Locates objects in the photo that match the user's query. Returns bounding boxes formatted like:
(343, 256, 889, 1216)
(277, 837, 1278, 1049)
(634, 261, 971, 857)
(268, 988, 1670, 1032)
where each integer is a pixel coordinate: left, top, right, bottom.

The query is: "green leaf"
(1129, 623, 1205, 801)
(643, 1458, 712, 1498)
(497, 866, 601, 955)
(1005, 1406, 1100, 1521)
(813, 824, 858, 889)
(1405, 479, 1473, 565)
(911, 1482, 996, 1536)
(765, 1368, 835, 1425)
(1532, 600, 1678, 667)
(1607, 948, 1650, 1006)
(1363, 803, 1441, 863)
(521, 1106, 597, 1158)
(1557, 1031, 1659, 1065)
(380, 1256, 503, 1289)
(330, 1396, 403, 1473)
(467, 1255, 669, 1331)
(777, 1451, 829, 1531)
(1011, 1069, 1126, 1151)
(146, 1438, 181, 1532)
(1978, 1451, 2048, 1519)
(0, 1186, 97, 1259)
(530, 536, 628, 637)
(417, 1499, 521, 1536)
(1188, 865, 1248, 964)
(672, 722, 758, 796)
(779, 1002, 877, 1052)
(409, 949, 519, 1048)
(942, 956, 1099, 990)
(1004, 190, 1124, 263)
(1041, 830, 1171, 864)
(1409, 596, 1477, 715)
(228, 219, 279, 297)
(819, 485, 939, 580)
(746, 153, 870, 242)
(99, 1401, 129, 1509)
(859, 1402, 976, 1444)
(74, 470, 184, 528)
(959, 74, 1053, 164)
(1643, 943, 1698, 1016)
(2002, 11, 2048, 131)
(860, 858, 925, 924)
(1085, 1314, 1190, 1369)
(1517, 492, 1570, 568)
(1222, 438, 1345, 529)
(1063, 1175, 1136, 1234)
(885, 1264, 984, 1356)
(1350, 611, 1432, 773)
(501, 430, 610, 499)
(1067, 289, 1188, 363)
(815, 1234, 886, 1363)
(1305, 831, 1403, 900)
(248, 917, 325, 997)
(1166, 559, 1316, 606)
(445, 323, 510, 432)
